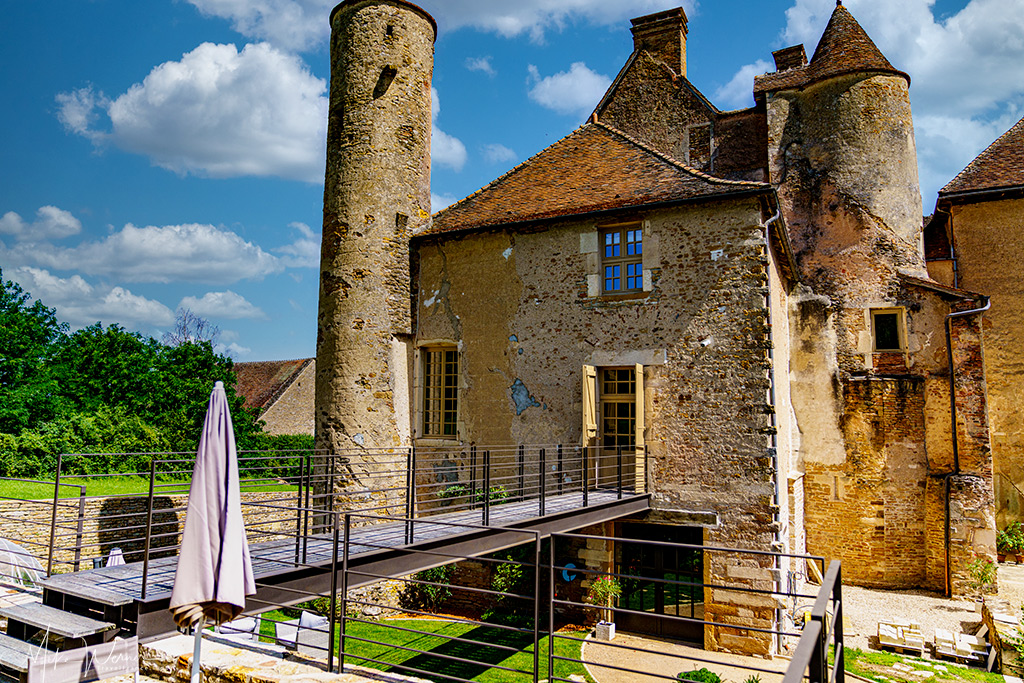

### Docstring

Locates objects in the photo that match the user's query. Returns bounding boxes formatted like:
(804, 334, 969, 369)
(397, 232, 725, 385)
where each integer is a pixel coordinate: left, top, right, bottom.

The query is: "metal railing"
(0, 443, 644, 594)
(782, 561, 844, 683)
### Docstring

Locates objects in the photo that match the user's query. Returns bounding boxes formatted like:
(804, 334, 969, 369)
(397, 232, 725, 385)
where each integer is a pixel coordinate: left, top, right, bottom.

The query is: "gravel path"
(840, 563, 1024, 653)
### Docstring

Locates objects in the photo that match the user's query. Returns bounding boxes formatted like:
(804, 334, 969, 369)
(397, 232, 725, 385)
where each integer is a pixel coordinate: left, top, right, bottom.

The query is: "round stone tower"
(316, 0, 435, 455)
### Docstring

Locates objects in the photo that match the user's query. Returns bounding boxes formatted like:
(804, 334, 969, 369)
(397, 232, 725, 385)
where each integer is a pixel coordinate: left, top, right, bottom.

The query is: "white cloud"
(481, 143, 518, 164)
(57, 42, 328, 183)
(716, 0, 1024, 205)
(431, 193, 458, 213)
(184, 0, 692, 49)
(9, 266, 175, 329)
(713, 59, 773, 111)
(0, 206, 82, 241)
(430, 87, 468, 171)
(527, 62, 611, 117)
(220, 342, 253, 358)
(420, 0, 692, 42)
(186, 0, 334, 52)
(275, 221, 320, 268)
(6, 222, 282, 284)
(179, 290, 267, 319)
(466, 56, 496, 76)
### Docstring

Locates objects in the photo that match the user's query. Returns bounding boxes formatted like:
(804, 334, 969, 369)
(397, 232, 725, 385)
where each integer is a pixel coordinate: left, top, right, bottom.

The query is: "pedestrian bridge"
(16, 445, 648, 639)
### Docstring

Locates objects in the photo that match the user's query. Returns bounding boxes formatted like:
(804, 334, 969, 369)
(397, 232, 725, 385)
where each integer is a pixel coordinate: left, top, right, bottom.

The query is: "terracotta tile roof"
(233, 358, 313, 413)
(754, 3, 908, 94)
(424, 122, 769, 236)
(940, 114, 1024, 196)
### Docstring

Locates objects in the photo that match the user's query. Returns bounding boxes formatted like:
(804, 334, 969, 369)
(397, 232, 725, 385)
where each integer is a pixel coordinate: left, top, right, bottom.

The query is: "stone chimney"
(772, 45, 807, 71)
(631, 7, 688, 77)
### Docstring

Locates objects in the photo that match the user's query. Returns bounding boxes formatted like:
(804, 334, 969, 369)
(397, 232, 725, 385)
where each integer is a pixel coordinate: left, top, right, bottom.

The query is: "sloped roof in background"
(754, 2, 908, 94)
(425, 121, 769, 236)
(233, 358, 313, 414)
(940, 115, 1024, 196)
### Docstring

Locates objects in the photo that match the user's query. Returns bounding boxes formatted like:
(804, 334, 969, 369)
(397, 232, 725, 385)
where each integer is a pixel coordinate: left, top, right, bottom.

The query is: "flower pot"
(596, 621, 616, 641)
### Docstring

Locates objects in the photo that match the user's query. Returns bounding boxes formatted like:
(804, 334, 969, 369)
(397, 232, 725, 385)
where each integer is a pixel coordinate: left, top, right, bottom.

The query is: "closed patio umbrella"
(169, 381, 256, 682)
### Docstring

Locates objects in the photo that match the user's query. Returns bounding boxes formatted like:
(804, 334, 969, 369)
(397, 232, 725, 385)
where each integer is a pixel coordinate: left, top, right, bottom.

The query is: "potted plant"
(997, 522, 1024, 563)
(586, 574, 622, 641)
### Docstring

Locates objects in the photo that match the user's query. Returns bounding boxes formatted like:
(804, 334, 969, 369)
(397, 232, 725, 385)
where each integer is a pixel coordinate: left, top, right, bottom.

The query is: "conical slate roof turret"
(754, 2, 909, 93)
(807, 1, 908, 85)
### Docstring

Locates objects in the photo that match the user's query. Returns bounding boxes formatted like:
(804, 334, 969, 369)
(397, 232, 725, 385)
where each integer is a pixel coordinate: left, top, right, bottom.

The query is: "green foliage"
(967, 556, 996, 594)
(586, 575, 621, 608)
(0, 272, 278, 475)
(0, 270, 68, 433)
(743, 676, 762, 683)
(842, 645, 1004, 683)
(437, 483, 510, 508)
(677, 668, 722, 683)
(997, 521, 1024, 553)
(402, 564, 454, 613)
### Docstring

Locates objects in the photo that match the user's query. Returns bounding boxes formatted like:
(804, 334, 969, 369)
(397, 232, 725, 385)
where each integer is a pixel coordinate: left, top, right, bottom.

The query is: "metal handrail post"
(835, 563, 845, 683)
(405, 447, 416, 545)
(46, 453, 63, 577)
(582, 446, 589, 508)
(302, 452, 311, 562)
(518, 445, 525, 502)
(328, 511, 341, 674)
(617, 446, 623, 500)
(73, 487, 87, 572)
(470, 445, 478, 504)
(340, 513, 352, 674)
(483, 450, 491, 527)
(532, 532, 541, 683)
(548, 534, 557, 683)
(141, 458, 157, 600)
(810, 562, 841, 683)
(539, 449, 546, 517)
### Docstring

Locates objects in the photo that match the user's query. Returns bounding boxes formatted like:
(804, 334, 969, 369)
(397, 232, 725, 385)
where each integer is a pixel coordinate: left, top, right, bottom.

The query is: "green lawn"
(840, 647, 1003, 683)
(258, 614, 594, 683)
(0, 476, 296, 500)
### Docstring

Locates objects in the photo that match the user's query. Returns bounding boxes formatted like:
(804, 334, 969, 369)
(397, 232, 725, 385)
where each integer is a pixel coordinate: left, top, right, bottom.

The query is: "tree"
(162, 308, 220, 347)
(0, 270, 67, 433)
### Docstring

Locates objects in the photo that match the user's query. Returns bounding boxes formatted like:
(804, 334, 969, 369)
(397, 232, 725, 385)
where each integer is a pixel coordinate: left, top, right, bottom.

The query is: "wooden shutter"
(634, 363, 646, 493)
(582, 365, 597, 447)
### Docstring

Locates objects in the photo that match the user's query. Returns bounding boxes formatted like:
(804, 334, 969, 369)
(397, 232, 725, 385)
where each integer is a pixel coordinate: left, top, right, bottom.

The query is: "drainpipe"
(762, 209, 784, 651)
(943, 295, 990, 596)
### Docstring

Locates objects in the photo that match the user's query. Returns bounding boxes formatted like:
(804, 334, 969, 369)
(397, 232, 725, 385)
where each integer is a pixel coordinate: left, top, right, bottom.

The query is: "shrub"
(677, 668, 722, 683)
(998, 522, 1024, 553)
(401, 564, 453, 612)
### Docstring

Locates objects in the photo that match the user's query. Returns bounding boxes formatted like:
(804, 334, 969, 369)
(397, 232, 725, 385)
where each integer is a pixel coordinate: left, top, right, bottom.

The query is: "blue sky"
(2, 0, 1022, 361)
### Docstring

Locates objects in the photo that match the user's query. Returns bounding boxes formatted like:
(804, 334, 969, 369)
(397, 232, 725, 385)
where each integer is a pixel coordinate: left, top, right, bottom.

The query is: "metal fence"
(0, 443, 643, 593)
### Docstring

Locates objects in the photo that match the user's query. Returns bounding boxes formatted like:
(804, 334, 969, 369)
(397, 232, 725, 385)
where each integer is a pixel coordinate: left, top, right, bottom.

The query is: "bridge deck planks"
(40, 489, 636, 609)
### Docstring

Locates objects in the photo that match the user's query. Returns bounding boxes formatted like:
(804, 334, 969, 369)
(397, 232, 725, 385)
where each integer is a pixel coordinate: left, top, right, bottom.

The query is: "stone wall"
(316, 0, 435, 457)
(939, 198, 1024, 528)
(1, 491, 303, 574)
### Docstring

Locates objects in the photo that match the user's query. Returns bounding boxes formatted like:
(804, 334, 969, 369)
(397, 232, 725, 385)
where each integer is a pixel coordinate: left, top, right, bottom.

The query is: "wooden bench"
(0, 603, 116, 648)
(0, 631, 44, 676)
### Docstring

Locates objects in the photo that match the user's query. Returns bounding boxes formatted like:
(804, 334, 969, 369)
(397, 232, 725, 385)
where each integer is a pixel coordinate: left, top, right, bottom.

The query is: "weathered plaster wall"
(769, 71, 993, 593)
(414, 198, 789, 654)
(317, 1, 434, 458)
(260, 361, 316, 435)
(946, 199, 1024, 526)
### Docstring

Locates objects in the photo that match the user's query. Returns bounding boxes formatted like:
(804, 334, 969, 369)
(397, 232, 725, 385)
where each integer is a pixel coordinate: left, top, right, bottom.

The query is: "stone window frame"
(870, 307, 906, 352)
(414, 343, 462, 441)
(600, 222, 644, 294)
(582, 218, 656, 299)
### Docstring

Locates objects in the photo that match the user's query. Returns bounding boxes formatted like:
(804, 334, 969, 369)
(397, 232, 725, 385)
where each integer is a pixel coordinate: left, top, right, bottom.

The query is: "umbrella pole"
(191, 616, 205, 683)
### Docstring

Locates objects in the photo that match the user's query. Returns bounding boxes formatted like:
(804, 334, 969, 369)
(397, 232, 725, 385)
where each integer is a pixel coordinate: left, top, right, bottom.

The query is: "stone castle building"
(315, 0, 1005, 647)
